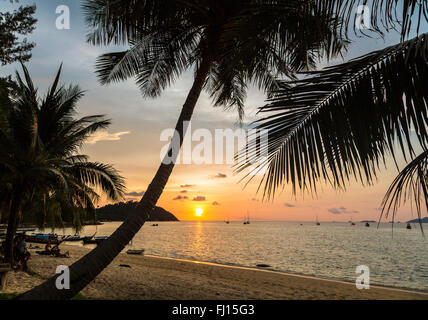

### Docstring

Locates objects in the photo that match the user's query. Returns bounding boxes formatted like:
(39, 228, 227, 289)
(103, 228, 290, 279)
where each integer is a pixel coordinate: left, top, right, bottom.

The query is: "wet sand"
(1, 245, 427, 300)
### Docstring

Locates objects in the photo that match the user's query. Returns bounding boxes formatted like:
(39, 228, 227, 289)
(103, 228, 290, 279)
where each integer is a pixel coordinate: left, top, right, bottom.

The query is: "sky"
(1, 0, 427, 222)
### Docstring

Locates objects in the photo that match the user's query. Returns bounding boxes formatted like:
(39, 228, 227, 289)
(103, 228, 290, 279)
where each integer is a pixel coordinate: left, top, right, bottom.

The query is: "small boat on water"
(63, 234, 83, 242)
(0, 227, 36, 233)
(126, 249, 144, 255)
(365, 222, 370, 227)
(225, 215, 230, 224)
(151, 224, 159, 227)
(316, 214, 320, 226)
(25, 234, 69, 245)
(83, 236, 108, 245)
(406, 223, 412, 230)
(0, 227, 37, 238)
(64, 233, 97, 242)
(243, 211, 250, 225)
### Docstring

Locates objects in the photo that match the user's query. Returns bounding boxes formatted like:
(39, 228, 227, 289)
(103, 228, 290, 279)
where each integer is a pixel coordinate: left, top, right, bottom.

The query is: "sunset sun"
(195, 208, 203, 217)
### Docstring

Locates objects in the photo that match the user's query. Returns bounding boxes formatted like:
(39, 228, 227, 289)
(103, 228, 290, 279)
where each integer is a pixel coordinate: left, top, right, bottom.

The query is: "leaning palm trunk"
(18, 57, 212, 300)
(4, 191, 23, 264)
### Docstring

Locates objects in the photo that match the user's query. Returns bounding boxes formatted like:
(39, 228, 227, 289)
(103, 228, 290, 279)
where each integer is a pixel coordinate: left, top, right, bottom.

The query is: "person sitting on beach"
(33, 242, 53, 255)
(45, 242, 52, 253)
(51, 244, 60, 256)
(55, 250, 70, 258)
(15, 236, 30, 271)
(49, 244, 70, 258)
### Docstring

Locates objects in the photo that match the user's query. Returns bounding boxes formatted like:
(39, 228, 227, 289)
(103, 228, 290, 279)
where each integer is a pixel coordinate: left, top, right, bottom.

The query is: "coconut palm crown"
(0, 65, 125, 263)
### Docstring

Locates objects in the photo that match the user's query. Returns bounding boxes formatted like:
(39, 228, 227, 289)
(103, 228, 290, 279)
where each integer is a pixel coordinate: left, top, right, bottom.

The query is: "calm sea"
(52, 221, 428, 292)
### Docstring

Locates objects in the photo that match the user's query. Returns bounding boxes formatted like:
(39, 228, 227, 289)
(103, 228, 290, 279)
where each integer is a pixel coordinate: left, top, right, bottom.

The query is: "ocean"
(52, 221, 428, 292)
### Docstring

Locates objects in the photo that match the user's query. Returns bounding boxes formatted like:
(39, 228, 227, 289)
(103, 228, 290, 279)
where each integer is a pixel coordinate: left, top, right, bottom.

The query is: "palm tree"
(0, 65, 125, 264)
(0, 76, 16, 127)
(238, 32, 428, 224)
(18, 0, 348, 299)
(20, 0, 428, 300)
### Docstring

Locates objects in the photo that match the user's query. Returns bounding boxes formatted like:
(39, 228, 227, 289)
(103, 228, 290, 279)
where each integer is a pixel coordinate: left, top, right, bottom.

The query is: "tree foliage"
(85, 0, 348, 119)
(0, 64, 125, 231)
(238, 33, 428, 223)
(0, 2, 36, 66)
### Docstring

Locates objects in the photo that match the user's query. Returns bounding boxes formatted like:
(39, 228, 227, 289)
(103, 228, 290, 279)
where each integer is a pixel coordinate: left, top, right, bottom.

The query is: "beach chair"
(0, 263, 11, 290)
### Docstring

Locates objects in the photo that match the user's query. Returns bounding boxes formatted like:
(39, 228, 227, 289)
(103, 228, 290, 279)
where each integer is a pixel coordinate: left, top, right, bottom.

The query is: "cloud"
(173, 195, 188, 200)
(328, 207, 359, 215)
(86, 130, 130, 144)
(251, 198, 259, 202)
(125, 191, 145, 197)
(180, 190, 188, 193)
(193, 196, 206, 201)
(180, 184, 196, 188)
(211, 173, 227, 179)
(284, 203, 295, 208)
(328, 208, 341, 214)
(212, 201, 220, 206)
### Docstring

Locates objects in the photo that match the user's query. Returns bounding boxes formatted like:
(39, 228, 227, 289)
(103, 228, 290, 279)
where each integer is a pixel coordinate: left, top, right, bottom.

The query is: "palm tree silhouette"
(20, 0, 428, 299)
(18, 0, 349, 299)
(0, 65, 125, 264)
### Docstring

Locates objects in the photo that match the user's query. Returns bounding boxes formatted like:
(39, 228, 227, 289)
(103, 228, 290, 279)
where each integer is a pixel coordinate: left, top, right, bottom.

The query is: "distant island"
(97, 201, 179, 222)
(407, 217, 428, 223)
(360, 220, 377, 223)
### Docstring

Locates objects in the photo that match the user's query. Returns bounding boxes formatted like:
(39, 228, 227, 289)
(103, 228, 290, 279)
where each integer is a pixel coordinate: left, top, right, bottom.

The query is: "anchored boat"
(83, 236, 108, 245)
(126, 249, 145, 255)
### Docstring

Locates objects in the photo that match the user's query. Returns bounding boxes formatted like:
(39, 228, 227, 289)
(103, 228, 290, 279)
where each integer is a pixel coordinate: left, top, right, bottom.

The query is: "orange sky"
(2, 0, 426, 223)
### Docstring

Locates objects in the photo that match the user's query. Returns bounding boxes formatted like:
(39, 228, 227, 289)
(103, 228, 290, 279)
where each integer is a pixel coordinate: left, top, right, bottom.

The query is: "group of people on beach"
(43, 242, 70, 258)
(1, 234, 71, 271)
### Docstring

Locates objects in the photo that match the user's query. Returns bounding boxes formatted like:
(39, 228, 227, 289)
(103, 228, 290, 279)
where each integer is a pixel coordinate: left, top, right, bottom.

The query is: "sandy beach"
(0, 245, 427, 300)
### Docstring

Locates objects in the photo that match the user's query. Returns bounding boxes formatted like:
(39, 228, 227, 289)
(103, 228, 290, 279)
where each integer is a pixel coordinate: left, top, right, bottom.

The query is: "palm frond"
(87, 0, 351, 117)
(66, 161, 125, 202)
(95, 26, 199, 97)
(314, 0, 428, 40)
(238, 33, 428, 200)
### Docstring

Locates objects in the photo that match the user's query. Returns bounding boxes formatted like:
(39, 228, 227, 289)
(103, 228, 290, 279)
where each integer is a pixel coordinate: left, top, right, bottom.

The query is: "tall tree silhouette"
(19, 0, 346, 299)
(0, 65, 125, 263)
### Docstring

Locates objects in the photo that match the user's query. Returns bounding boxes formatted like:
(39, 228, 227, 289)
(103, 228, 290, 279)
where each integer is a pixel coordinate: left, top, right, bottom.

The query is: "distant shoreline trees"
(96, 201, 179, 222)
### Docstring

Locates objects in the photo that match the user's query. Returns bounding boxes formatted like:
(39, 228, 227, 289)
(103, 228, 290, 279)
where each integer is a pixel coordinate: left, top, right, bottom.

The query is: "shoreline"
(1, 244, 427, 300)
(143, 254, 428, 296)
(69, 242, 428, 294)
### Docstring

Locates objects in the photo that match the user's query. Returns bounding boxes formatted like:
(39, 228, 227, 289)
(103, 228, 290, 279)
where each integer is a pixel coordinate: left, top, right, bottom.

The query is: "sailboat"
(243, 211, 250, 225)
(225, 214, 230, 224)
(316, 214, 320, 226)
(350, 215, 356, 226)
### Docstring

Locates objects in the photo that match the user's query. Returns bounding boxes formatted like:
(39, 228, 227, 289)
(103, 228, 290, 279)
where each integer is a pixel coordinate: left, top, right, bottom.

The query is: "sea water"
(53, 221, 428, 292)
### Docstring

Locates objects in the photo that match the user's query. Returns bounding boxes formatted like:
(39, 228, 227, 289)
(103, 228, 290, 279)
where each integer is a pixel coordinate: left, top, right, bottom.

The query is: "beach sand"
(1, 244, 427, 300)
